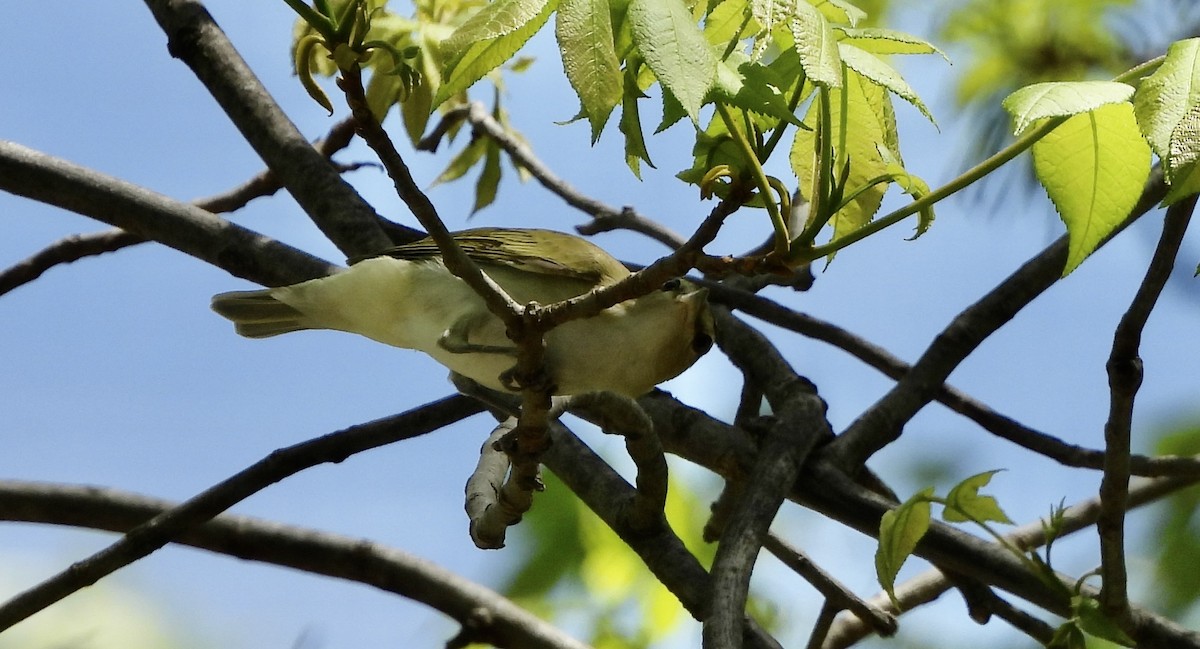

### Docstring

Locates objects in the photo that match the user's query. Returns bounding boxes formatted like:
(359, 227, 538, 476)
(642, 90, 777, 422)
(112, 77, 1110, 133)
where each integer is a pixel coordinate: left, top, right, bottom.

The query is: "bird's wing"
(349, 228, 630, 285)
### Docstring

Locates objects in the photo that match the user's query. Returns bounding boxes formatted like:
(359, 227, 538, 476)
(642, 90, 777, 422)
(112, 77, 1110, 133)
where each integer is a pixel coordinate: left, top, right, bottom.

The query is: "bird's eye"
(661, 278, 682, 292)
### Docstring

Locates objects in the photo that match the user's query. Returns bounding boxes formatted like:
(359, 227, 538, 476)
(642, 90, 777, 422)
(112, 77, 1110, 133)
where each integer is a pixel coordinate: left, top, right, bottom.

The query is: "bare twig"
(0, 141, 337, 287)
(827, 168, 1167, 470)
(763, 534, 897, 637)
(1098, 195, 1195, 624)
(0, 395, 484, 633)
(0, 118, 386, 298)
(0, 229, 144, 297)
(0, 480, 590, 649)
(142, 0, 392, 256)
(465, 420, 528, 549)
(708, 282, 1200, 478)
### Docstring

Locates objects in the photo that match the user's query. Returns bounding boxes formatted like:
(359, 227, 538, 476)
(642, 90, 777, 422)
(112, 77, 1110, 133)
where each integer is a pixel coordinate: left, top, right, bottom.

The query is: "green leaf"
(836, 26, 947, 57)
(712, 55, 805, 126)
(435, 0, 557, 106)
(1031, 102, 1152, 275)
(1134, 38, 1200, 181)
(876, 145, 934, 239)
(619, 66, 655, 177)
(442, 0, 555, 57)
(1048, 622, 1087, 649)
(473, 141, 503, 213)
(1073, 595, 1137, 647)
(556, 0, 623, 141)
(400, 73, 435, 143)
(1163, 101, 1200, 205)
(628, 0, 718, 121)
(433, 136, 488, 185)
(1003, 80, 1135, 135)
(791, 70, 893, 241)
(809, 0, 865, 26)
(789, 0, 841, 87)
(838, 42, 935, 124)
(942, 470, 1013, 524)
(703, 0, 754, 47)
(875, 487, 932, 607)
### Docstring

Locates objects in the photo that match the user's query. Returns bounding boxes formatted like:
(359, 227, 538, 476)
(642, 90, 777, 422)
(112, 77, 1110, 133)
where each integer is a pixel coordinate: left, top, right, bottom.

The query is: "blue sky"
(2, 1, 1199, 647)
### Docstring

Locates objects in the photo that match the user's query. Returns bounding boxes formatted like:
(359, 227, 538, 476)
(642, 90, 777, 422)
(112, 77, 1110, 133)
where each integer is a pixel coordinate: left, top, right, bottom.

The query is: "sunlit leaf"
(1134, 38, 1200, 181)
(837, 26, 947, 57)
(838, 42, 935, 123)
(435, 0, 558, 106)
(875, 487, 932, 606)
(790, 0, 841, 87)
(1003, 80, 1135, 135)
(1031, 103, 1151, 275)
(557, 0, 622, 140)
(442, 0, 555, 56)
(942, 470, 1013, 524)
(628, 0, 718, 121)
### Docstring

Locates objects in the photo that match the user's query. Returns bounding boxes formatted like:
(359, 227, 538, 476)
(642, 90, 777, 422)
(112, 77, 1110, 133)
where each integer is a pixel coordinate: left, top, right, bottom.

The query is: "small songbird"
(211, 228, 714, 396)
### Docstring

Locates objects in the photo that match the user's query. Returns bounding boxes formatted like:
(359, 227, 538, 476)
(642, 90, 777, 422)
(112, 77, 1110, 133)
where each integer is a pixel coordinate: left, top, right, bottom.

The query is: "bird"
(210, 227, 714, 396)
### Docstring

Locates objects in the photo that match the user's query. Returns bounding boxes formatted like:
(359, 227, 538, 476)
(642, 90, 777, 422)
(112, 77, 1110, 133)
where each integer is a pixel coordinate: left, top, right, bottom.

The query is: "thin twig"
(827, 168, 1167, 470)
(465, 420, 526, 549)
(0, 480, 589, 649)
(0, 395, 483, 633)
(708, 282, 1200, 478)
(0, 141, 337, 287)
(1098, 195, 1195, 624)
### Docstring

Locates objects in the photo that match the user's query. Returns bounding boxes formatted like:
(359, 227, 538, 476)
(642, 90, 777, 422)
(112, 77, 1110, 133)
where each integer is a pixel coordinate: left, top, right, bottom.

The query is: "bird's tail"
(211, 289, 309, 339)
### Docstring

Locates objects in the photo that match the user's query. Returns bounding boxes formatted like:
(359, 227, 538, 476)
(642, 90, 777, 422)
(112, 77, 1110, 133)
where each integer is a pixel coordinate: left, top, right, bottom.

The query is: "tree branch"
(0, 140, 336, 287)
(1098, 195, 1195, 624)
(141, 0, 393, 256)
(0, 480, 589, 649)
(708, 282, 1200, 478)
(827, 168, 1167, 470)
(0, 395, 484, 634)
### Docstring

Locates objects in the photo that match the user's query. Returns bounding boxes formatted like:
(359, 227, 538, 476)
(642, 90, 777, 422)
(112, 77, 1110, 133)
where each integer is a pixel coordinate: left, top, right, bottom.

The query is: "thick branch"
(0, 395, 484, 633)
(141, 0, 392, 256)
(828, 168, 1167, 469)
(0, 481, 588, 649)
(0, 141, 335, 286)
(1098, 196, 1195, 623)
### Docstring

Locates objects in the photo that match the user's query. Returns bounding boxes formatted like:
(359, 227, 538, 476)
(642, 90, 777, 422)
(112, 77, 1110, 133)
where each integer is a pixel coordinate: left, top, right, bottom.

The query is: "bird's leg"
(438, 316, 518, 356)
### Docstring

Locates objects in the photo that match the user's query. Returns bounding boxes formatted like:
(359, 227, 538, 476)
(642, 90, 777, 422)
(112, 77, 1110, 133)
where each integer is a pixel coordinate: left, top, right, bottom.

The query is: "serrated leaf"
(837, 26, 947, 57)
(442, 0, 554, 57)
(557, 0, 622, 141)
(1163, 100, 1200, 205)
(713, 56, 804, 126)
(942, 470, 1013, 524)
(703, 0, 754, 46)
(1134, 37, 1200, 178)
(838, 42, 935, 124)
(792, 70, 892, 241)
(1003, 80, 1135, 135)
(875, 487, 933, 607)
(1073, 595, 1137, 647)
(810, 0, 865, 26)
(473, 142, 503, 213)
(876, 144, 934, 239)
(1032, 103, 1151, 275)
(628, 0, 718, 121)
(789, 1, 841, 87)
(435, 0, 557, 106)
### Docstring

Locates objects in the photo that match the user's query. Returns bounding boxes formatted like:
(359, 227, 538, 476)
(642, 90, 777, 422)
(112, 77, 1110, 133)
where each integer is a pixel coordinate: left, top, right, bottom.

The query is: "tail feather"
(211, 289, 309, 339)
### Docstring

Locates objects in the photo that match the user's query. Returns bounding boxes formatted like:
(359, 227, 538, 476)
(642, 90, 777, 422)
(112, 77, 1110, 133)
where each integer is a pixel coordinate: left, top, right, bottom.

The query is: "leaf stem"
(716, 102, 788, 252)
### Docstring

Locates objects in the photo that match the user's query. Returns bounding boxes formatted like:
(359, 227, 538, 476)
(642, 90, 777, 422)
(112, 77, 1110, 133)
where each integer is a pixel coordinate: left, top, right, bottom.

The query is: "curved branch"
(1098, 195, 1196, 623)
(0, 140, 336, 287)
(142, 0, 394, 256)
(0, 395, 484, 634)
(0, 480, 589, 649)
(708, 283, 1200, 478)
(827, 168, 1168, 469)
